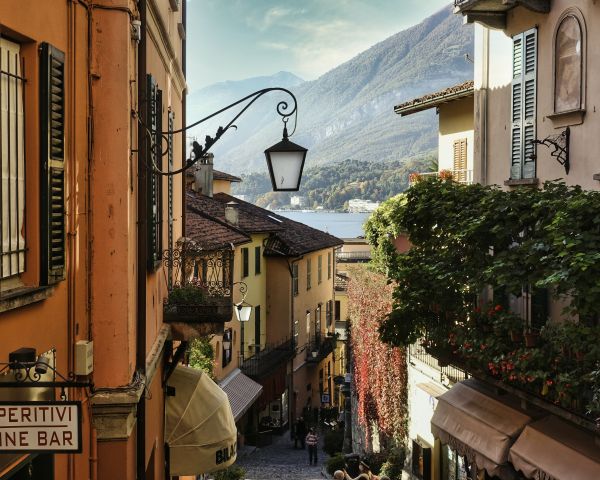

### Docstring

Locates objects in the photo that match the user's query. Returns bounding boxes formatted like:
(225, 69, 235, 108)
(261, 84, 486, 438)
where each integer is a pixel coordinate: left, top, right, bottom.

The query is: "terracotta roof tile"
(213, 193, 343, 256)
(187, 191, 282, 234)
(185, 209, 250, 250)
(213, 170, 241, 182)
(394, 80, 474, 116)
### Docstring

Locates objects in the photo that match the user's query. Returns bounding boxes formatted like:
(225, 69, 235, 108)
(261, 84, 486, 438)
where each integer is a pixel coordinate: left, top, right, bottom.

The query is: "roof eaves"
(394, 80, 474, 116)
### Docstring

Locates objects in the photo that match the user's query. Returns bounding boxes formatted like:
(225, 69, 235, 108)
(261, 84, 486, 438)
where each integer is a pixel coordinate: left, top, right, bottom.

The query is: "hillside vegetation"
(232, 154, 436, 210)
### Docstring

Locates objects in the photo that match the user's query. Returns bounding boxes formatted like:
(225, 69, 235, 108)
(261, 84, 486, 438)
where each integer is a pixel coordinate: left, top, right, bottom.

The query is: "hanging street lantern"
(264, 123, 308, 191)
(235, 302, 252, 322)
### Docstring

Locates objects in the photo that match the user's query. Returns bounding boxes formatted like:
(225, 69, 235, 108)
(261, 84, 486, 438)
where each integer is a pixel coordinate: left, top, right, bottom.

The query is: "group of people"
(293, 417, 390, 478)
(333, 461, 390, 480)
(293, 417, 320, 466)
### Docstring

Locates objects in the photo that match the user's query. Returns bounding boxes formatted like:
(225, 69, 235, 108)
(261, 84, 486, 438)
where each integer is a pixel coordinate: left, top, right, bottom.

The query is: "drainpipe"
(136, 0, 148, 478)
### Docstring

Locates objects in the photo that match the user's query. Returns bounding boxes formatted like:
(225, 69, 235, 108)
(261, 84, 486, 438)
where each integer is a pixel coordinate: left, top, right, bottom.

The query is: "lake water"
(275, 211, 372, 238)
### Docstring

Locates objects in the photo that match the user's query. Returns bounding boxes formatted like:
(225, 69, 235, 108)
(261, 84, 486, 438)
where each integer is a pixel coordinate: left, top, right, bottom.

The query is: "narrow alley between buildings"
(235, 433, 327, 480)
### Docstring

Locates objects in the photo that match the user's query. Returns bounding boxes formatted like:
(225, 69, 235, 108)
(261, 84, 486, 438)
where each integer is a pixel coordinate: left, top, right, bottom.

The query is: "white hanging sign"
(0, 402, 81, 452)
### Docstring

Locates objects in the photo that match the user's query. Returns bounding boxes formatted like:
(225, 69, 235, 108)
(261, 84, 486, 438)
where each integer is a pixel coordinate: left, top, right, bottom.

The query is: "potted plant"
(524, 328, 540, 348)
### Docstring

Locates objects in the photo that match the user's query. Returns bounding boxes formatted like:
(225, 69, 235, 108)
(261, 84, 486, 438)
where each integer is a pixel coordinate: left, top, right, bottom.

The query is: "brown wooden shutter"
(40, 43, 66, 285)
(453, 138, 467, 182)
(146, 75, 163, 269)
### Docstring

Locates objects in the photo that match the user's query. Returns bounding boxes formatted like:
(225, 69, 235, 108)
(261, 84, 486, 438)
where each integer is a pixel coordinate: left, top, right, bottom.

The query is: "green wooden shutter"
(510, 29, 537, 179)
(522, 29, 537, 179)
(40, 43, 66, 285)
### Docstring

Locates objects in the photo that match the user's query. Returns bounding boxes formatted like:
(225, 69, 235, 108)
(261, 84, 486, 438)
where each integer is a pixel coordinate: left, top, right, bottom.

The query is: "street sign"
(321, 394, 330, 404)
(0, 401, 82, 453)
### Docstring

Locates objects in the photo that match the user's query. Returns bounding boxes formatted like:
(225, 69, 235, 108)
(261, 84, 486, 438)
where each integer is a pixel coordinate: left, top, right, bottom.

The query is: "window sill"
(504, 178, 539, 187)
(0, 286, 54, 314)
(546, 109, 585, 128)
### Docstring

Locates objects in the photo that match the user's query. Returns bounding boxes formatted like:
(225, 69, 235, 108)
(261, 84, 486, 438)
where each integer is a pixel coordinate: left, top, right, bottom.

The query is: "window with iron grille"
(327, 252, 332, 279)
(292, 263, 298, 296)
(242, 247, 249, 277)
(318, 255, 322, 284)
(307, 258, 311, 290)
(1, 39, 27, 283)
(146, 74, 163, 270)
(254, 245, 261, 274)
(335, 300, 341, 321)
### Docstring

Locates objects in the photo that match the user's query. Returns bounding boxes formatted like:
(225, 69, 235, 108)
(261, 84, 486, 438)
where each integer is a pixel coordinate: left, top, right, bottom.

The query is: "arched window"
(554, 12, 585, 113)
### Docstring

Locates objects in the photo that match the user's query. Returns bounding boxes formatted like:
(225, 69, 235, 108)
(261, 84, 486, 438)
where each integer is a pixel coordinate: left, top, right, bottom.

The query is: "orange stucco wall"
(0, 1, 185, 479)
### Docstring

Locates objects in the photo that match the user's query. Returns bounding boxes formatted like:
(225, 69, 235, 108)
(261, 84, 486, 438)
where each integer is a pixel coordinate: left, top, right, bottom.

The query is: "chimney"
(193, 153, 214, 197)
(224, 201, 239, 226)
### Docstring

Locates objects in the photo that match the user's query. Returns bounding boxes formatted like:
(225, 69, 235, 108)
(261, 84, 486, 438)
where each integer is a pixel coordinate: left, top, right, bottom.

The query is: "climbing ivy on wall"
(347, 265, 408, 447)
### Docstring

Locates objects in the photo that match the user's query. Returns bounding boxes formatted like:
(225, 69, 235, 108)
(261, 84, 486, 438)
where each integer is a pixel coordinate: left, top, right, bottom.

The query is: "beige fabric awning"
(431, 379, 533, 480)
(509, 416, 600, 480)
(219, 368, 263, 422)
(166, 365, 237, 476)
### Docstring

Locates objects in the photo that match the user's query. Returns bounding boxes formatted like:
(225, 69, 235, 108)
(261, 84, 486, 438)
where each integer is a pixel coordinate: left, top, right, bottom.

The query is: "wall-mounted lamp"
(235, 302, 252, 322)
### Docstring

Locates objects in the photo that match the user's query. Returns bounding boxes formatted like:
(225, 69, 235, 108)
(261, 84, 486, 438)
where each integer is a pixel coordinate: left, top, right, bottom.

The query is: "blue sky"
(187, 0, 451, 92)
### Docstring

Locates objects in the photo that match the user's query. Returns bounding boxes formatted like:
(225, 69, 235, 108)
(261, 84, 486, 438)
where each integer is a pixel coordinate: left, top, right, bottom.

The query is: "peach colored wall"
(266, 257, 293, 345)
(213, 179, 233, 195)
(438, 96, 474, 173)
(479, 2, 600, 191)
(98, 434, 137, 480)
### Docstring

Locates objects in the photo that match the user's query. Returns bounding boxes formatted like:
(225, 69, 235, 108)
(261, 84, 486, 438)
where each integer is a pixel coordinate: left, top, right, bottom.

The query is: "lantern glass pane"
(269, 150, 305, 190)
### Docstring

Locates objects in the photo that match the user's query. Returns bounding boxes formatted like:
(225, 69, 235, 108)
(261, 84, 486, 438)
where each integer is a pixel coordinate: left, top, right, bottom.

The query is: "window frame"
(553, 8, 586, 115)
(318, 255, 322, 284)
(306, 258, 312, 290)
(292, 263, 299, 296)
(327, 252, 332, 279)
(241, 247, 249, 278)
(254, 245, 261, 275)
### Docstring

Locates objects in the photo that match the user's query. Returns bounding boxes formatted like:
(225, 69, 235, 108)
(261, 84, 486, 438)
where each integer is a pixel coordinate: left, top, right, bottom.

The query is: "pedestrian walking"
(294, 416, 307, 449)
(305, 428, 319, 465)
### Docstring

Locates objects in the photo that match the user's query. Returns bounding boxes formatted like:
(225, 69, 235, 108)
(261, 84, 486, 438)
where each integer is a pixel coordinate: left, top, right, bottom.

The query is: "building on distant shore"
(347, 199, 380, 213)
(291, 195, 307, 207)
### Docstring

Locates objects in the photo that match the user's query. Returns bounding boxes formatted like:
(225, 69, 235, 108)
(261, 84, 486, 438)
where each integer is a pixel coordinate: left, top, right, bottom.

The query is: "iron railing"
(409, 342, 468, 385)
(306, 334, 336, 363)
(408, 169, 473, 186)
(0, 44, 27, 280)
(336, 251, 371, 263)
(241, 338, 294, 379)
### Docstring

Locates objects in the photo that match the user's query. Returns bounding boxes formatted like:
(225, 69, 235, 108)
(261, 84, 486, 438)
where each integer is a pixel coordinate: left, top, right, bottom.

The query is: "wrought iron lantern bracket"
(529, 126, 570, 175)
(0, 360, 94, 399)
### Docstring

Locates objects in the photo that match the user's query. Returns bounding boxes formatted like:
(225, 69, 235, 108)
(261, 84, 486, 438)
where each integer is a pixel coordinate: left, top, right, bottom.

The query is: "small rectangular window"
(452, 138, 467, 183)
(292, 263, 299, 296)
(318, 255, 322, 284)
(307, 258, 312, 290)
(326, 300, 332, 328)
(411, 439, 432, 480)
(335, 300, 341, 321)
(222, 328, 232, 368)
(242, 247, 249, 277)
(327, 252, 332, 279)
(255, 245, 261, 274)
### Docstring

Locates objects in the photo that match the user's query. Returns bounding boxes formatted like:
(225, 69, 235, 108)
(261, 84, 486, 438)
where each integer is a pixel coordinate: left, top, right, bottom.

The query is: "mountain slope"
(187, 5, 473, 174)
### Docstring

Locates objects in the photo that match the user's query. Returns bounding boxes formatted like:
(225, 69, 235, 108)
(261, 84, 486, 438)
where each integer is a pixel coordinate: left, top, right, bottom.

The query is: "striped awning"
(220, 369, 263, 421)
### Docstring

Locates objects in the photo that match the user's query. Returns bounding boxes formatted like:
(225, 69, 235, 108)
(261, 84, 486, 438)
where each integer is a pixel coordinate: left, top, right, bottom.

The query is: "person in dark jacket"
(294, 417, 307, 449)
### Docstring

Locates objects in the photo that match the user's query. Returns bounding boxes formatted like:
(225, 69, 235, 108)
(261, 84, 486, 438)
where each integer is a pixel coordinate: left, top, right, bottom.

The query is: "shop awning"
(219, 368, 263, 422)
(509, 416, 600, 480)
(166, 365, 237, 476)
(431, 379, 533, 480)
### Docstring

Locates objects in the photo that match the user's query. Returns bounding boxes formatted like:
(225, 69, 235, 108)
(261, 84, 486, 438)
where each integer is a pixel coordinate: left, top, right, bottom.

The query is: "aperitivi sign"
(0, 402, 81, 453)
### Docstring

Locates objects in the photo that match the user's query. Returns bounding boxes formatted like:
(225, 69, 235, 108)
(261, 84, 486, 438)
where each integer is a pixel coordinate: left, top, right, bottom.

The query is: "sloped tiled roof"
(394, 80, 474, 116)
(186, 208, 250, 250)
(213, 193, 343, 256)
(187, 191, 282, 234)
(213, 170, 241, 183)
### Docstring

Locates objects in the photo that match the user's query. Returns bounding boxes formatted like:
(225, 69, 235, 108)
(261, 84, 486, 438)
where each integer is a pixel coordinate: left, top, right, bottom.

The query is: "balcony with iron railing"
(336, 251, 371, 263)
(408, 169, 473, 187)
(409, 342, 468, 385)
(306, 333, 336, 364)
(240, 338, 294, 379)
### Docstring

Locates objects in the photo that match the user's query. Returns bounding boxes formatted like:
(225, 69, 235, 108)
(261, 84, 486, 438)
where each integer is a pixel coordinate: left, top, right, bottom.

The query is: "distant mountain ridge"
(187, 5, 473, 174)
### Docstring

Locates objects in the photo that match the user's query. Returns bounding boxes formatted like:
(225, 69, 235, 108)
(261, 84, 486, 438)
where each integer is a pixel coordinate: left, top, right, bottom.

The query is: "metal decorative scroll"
(529, 126, 570, 175)
(0, 361, 93, 397)
(162, 238, 234, 298)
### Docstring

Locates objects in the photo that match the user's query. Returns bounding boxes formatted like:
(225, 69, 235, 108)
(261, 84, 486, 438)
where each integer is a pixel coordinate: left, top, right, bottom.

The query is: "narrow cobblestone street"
(236, 432, 328, 480)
